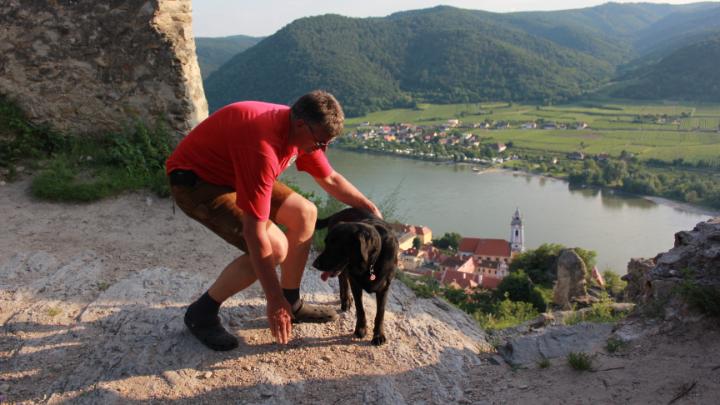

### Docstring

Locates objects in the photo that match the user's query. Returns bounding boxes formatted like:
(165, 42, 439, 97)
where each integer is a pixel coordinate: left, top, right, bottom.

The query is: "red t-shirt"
(166, 101, 334, 220)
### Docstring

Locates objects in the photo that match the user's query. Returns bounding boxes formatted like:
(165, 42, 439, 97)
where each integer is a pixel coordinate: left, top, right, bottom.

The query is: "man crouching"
(166, 90, 382, 350)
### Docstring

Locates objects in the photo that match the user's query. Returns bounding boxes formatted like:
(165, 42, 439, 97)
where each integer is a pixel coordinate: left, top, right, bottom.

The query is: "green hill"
(195, 35, 263, 79)
(201, 3, 720, 114)
(204, 7, 614, 115)
(611, 34, 720, 102)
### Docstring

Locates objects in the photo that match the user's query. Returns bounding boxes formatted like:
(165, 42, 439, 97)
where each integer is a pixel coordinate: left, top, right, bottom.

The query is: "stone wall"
(0, 0, 207, 137)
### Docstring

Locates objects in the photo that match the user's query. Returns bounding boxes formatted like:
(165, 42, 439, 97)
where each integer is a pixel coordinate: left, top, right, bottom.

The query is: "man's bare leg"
(207, 222, 288, 302)
(185, 222, 287, 351)
(275, 193, 337, 322)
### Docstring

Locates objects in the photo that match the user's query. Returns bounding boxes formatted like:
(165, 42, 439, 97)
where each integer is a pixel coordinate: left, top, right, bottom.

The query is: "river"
(281, 149, 717, 273)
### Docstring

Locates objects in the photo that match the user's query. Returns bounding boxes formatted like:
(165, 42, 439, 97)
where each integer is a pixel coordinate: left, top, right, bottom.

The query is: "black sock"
(283, 288, 300, 306)
(187, 291, 221, 324)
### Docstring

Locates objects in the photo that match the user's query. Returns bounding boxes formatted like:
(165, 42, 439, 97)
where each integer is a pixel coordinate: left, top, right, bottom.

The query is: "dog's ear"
(357, 230, 370, 266)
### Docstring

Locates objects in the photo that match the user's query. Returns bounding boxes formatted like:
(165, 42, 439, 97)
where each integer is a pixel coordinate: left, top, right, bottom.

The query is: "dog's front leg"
(371, 288, 388, 346)
(350, 281, 367, 338)
(339, 273, 352, 312)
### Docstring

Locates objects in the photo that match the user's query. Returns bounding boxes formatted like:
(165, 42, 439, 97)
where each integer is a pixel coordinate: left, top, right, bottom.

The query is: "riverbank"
(336, 145, 720, 216)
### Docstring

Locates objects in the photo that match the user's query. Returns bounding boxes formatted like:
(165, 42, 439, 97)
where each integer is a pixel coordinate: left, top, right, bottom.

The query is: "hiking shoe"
(292, 299, 339, 324)
(184, 309, 239, 351)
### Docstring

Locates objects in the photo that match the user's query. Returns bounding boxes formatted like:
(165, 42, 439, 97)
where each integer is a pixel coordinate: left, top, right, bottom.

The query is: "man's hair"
(291, 90, 345, 138)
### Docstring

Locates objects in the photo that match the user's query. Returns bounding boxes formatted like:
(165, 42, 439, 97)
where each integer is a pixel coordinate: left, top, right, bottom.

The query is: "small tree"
(433, 232, 462, 250)
(495, 270, 547, 312)
(412, 237, 421, 250)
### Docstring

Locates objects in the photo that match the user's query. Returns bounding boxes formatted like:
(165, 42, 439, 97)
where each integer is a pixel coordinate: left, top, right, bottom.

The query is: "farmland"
(345, 101, 720, 164)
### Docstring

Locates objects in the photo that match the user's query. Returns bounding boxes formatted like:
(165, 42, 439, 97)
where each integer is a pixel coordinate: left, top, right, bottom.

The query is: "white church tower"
(510, 208, 524, 253)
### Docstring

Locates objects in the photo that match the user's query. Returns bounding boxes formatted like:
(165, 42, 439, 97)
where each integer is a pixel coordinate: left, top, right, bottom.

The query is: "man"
(166, 90, 381, 350)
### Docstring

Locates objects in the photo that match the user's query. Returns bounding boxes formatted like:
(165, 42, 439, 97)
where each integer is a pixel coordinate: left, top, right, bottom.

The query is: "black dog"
(312, 208, 398, 346)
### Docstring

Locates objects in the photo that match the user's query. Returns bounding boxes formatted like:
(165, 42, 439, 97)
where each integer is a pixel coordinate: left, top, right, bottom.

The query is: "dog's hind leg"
(339, 273, 353, 312)
(371, 288, 388, 346)
(350, 282, 367, 338)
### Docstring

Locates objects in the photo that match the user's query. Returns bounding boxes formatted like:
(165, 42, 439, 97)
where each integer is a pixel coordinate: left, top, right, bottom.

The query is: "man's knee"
(268, 226, 289, 264)
(287, 198, 317, 234)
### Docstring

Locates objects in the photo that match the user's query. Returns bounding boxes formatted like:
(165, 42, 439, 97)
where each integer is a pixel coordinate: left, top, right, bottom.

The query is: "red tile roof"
(481, 276, 502, 289)
(440, 269, 480, 290)
(459, 237, 511, 258)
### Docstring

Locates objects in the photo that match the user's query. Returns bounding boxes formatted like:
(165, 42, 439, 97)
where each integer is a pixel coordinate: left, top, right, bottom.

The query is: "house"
(439, 256, 476, 274)
(458, 237, 512, 264)
(447, 119, 460, 127)
(476, 259, 509, 279)
(542, 123, 557, 130)
(521, 122, 537, 129)
(399, 248, 426, 271)
(491, 143, 507, 153)
(568, 151, 585, 160)
(394, 223, 433, 251)
(576, 122, 589, 130)
(435, 269, 481, 291)
(595, 153, 610, 162)
(413, 226, 432, 245)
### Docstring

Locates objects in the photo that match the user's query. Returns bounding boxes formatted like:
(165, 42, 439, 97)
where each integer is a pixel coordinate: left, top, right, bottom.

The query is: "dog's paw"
(353, 327, 367, 338)
(371, 334, 386, 346)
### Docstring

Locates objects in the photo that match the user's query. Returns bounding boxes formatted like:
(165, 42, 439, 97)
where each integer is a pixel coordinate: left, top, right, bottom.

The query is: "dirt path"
(1, 179, 719, 404)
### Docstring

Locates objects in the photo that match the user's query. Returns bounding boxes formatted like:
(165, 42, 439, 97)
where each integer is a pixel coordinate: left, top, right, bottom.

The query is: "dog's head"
(312, 222, 382, 282)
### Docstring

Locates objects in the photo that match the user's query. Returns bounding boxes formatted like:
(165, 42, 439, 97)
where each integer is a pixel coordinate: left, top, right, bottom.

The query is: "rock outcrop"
(553, 248, 591, 309)
(642, 217, 720, 318)
(1, 249, 490, 403)
(622, 257, 655, 303)
(0, 0, 207, 136)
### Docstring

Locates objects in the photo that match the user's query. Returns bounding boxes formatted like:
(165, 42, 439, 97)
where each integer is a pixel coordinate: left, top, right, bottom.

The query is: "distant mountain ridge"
(199, 2, 720, 115)
(195, 35, 263, 79)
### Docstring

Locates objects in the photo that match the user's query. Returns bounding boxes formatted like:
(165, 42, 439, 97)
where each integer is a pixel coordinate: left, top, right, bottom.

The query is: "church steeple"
(510, 208, 524, 253)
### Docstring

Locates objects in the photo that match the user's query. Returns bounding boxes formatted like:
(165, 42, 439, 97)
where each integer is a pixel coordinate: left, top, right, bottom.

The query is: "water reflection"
(568, 184, 601, 199)
(600, 190, 656, 210)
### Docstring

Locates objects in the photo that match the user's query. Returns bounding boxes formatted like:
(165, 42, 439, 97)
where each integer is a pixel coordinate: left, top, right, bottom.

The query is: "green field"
(345, 101, 720, 164)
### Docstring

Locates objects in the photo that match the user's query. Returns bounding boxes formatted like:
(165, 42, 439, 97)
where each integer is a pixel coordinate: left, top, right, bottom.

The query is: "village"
(341, 118, 594, 164)
(392, 208, 526, 291)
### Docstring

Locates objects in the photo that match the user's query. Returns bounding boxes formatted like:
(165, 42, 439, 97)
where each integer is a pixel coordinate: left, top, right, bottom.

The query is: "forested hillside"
(199, 3, 720, 114)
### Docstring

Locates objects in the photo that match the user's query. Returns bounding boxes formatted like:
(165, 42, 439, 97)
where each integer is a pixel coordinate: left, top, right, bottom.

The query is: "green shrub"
(536, 357, 551, 369)
(678, 269, 720, 317)
(602, 270, 627, 298)
(495, 270, 548, 312)
(564, 294, 630, 325)
(567, 352, 593, 371)
(475, 298, 538, 331)
(605, 337, 626, 353)
(0, 96, 69, 173)
(29, 122, 174, 202)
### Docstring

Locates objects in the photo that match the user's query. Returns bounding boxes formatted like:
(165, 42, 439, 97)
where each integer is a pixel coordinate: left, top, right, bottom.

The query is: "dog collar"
(368, 250, 380, 281)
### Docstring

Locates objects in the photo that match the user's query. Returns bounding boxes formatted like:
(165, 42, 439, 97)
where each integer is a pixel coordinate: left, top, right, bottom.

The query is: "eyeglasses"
(305, 122, 333, 150)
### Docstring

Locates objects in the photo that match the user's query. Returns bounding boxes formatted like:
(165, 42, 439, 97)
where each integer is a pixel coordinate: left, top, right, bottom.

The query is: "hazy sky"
(192, 0, 705, 37)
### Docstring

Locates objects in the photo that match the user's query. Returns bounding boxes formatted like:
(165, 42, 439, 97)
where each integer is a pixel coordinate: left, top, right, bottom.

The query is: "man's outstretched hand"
(266, 295, 293, 344)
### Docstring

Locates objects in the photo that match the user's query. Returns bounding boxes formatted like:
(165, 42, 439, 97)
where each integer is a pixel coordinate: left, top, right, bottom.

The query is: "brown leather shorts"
(169, 171, 295, 252)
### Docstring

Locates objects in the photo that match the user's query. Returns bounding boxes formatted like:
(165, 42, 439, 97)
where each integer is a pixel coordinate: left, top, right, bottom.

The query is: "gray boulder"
(498, 323, 614, 366)
(553, 249, 590, 310)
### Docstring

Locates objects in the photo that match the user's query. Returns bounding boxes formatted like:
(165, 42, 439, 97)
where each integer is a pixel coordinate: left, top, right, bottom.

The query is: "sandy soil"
(1, 178, 719, 404)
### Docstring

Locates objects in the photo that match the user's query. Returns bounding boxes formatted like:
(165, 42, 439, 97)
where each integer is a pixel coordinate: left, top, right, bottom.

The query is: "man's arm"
(242, 215, 292, 344)
(314, 170, 382, 218)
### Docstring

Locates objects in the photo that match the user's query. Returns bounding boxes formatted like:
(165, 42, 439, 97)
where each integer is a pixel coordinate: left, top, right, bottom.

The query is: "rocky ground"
(1, 178, 719, 404)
